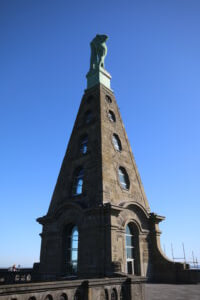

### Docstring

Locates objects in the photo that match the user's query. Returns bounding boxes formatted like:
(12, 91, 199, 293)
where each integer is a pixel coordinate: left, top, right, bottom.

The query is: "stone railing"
(0, 276, 146, 300)
(0, 269, 32, 285)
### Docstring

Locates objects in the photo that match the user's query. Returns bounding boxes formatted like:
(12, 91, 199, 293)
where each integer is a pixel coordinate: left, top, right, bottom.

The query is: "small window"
(80, 135, 88, 154)
(105, 289, 109, 300)
(108, 110, 116, 122)
(85, 110, 92, 124)
(72, 168, 84, 195)
(118, 167, 130, 190)
(112, 134, 122, 151)
(105, 95, 112, 103)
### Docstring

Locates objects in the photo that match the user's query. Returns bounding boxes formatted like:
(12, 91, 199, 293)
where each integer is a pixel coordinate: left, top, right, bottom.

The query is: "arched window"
(112, 134, 122, 151)
(72, 168, 84, 195)
(118, 167, 129, 190)
(111, 289, 118, 300)
(44, 295, 53, 300)
(120, 287, 126, 300)
(74, 290, 81, 300)
(80, 135, 88, 154)
(125, 223, 140, 275)
(105, 289, 109, 300)
(59, 293, 68, 300)
(108, 110, 116, 122)
(26, 274, 31, 281)
(67, 226, 79, 275)
(85, 110, 92, 124)
(105, 95, 112, 103)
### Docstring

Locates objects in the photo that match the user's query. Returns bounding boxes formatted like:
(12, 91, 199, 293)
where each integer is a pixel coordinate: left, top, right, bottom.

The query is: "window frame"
(66, 225, 79, 275)
(72, 168, 84, 196)
(105, 94, 112, 104)
(125, 223, 140, 275)
(108, 110, 116, 122)
(112, 134, 122, 152)
(118, 167, 130, 190)
(80, 135, 88, 155)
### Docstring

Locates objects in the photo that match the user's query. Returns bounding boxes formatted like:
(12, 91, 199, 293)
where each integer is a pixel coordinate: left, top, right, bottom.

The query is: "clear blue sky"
(0, 0, 200, 267)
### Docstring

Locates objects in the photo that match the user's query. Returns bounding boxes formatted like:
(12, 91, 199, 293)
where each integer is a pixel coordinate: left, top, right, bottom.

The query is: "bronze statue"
(90, 34, 108, 71)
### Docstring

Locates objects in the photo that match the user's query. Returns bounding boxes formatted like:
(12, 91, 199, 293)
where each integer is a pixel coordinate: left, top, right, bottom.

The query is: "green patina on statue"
(87, 34, 111, 90)
(90, 34, 108, 71)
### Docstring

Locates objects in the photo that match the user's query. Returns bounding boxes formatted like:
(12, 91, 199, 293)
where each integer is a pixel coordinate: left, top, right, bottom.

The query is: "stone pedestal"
(86, 67, 112, 90)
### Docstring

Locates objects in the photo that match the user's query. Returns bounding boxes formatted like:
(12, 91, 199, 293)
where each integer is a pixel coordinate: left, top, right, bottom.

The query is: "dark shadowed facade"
(1, 35, 198, 300)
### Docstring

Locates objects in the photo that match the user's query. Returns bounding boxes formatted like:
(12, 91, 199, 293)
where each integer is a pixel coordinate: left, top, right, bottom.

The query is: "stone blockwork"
(99, 84, 150, 212)
(43, 83, 150, 214)
(2, 37, 199, 300)
(36, 83, 193, 283)
(0, 277, 145, 300)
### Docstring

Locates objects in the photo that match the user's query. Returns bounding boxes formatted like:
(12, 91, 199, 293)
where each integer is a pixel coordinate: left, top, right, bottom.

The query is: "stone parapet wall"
(0, 276, 146, 300)
(176, 269, 200, 284)
(0, 269, 33, 285)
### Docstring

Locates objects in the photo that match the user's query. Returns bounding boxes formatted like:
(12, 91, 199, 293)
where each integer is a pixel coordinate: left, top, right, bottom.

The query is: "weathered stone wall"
(99, 85, 150, 212)
(37, 204, 113, 278)
(0, 277, 146, 300)
(36, 83, 197, 283)
(46, 85, 103, 215)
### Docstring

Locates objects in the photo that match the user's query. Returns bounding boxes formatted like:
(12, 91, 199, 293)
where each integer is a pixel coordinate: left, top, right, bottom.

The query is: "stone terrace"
(145, 283, 200, 300)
